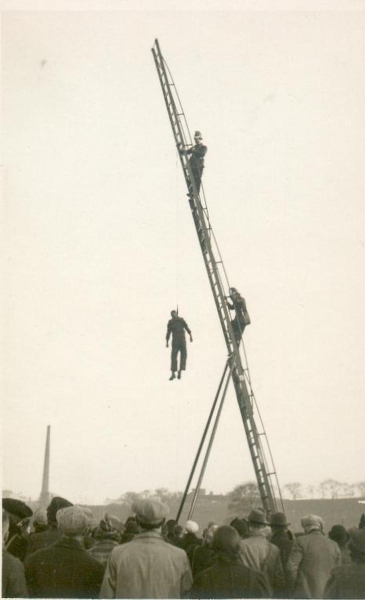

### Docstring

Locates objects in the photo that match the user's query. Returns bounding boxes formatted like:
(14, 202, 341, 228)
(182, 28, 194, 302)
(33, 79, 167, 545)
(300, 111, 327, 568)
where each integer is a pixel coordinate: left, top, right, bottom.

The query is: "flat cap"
(301, 514, 324, 531)
(135, 498, 169, 526)
(56, 506, 88, 536)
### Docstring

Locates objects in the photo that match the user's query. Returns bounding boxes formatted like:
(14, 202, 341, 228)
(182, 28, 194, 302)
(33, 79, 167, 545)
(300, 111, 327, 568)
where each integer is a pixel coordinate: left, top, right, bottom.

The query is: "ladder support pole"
(175, 361, 231, 523)
(187, 359, 233, 520)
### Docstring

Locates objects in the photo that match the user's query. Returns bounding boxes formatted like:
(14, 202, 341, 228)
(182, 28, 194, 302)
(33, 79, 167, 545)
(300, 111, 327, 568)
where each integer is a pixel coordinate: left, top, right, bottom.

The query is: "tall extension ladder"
(152, 39, 283, 515)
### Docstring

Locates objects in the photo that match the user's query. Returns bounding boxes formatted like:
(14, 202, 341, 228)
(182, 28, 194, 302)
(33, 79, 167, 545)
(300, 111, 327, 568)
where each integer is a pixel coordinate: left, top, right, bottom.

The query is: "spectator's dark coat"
(271, 529, 294, 567)
(179, 532, 202, 567)
(24, 536, 104, 598)
(324, 563, 365, 599)
(2, 549, 28, 598)
(26, 528, 61, 557)
(190, 543, 215, 577)
(189, 558, 270, 599)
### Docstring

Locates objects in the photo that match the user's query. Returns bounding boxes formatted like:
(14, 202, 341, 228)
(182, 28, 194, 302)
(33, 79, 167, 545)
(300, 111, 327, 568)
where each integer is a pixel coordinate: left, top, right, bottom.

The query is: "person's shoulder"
(164, 539, 190, 560)
(268, 539, 280, 553)
(3, 549, 24, 570)
(83, 550, 105, 572)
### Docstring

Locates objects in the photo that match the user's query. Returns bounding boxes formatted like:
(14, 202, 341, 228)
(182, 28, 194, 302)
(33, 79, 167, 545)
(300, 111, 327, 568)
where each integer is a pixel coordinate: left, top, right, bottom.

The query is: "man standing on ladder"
(227, 287, 250, 345)
(179, 131, 207, 197)
(166, 310, 193, 380)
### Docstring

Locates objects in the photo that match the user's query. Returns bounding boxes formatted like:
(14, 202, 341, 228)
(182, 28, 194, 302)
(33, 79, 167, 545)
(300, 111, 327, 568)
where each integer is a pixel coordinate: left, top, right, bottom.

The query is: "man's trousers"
(171, 339, 187, 372)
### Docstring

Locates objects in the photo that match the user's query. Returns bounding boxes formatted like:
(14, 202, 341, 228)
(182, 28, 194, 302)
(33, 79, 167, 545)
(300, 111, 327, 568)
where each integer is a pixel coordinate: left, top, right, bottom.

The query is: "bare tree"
(154, 488, 182, 503)
(319, 479, 344, 499)
(118, 491, 141, 508)
(228, 482, 260, 515)
(305, 485, 317, 499)
(284, 482, 303, 500)
(356, 482, 365, 498)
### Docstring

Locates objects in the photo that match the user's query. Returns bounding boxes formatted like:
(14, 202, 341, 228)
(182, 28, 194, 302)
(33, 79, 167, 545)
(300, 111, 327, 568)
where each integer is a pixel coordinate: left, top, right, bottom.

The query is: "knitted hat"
(57, 506, 88, 536)
(185, 520, 199, 534)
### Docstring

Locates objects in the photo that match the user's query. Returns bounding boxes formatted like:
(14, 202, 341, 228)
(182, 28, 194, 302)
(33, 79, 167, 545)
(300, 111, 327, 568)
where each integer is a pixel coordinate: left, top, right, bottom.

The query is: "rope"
(175, 151, 180, 309)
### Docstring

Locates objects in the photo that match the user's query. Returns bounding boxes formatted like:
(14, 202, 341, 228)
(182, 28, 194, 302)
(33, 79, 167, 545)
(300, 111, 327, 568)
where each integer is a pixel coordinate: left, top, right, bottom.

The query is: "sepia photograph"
(2, 0, 365, 597)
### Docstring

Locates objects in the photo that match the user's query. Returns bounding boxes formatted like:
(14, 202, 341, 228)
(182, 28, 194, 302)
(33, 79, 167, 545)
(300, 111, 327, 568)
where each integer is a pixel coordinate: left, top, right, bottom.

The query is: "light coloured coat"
(286, 530, 341, 598)
(239, 533, 285, 597)
(100, 530, 192, 598)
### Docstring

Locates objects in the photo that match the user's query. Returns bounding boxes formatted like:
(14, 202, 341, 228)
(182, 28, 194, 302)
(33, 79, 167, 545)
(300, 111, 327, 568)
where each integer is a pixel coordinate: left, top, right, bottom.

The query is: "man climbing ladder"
(166, 310, 193, 380)
(178, 131, 207, 197)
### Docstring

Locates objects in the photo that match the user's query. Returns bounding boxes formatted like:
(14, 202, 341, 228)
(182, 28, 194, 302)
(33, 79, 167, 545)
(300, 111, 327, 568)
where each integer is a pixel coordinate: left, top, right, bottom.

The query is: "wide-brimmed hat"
(248, 508, 269, 526)
(3, 499, 33, 520)
(270, 512, 290, 527)
(135, 498, 169, 527)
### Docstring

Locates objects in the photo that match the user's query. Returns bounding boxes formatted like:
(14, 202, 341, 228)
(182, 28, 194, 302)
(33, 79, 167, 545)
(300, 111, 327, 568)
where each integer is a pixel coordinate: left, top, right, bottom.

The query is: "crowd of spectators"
(2, 494, 365, 598)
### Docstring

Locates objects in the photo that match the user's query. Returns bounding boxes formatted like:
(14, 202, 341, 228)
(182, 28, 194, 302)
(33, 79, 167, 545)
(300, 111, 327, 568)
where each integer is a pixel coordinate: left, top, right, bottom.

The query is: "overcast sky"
(2, 0, 365, 505)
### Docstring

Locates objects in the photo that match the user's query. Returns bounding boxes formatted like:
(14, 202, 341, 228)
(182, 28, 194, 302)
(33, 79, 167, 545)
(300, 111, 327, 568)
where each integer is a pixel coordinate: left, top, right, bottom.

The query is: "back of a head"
(166, 519, 177, 534)
(301, 514, 324, 533)
(230, 517, 249, 539)
(212, 525, 241, 562)
(328, 525, 349, 548)
(185, 520, 199, 535)
(47, 496, 73, 527)
(348, 527, 365, 562)
(57, 506, 88, 537)
(173, 524, 184, 538)
(135, 498, 169, 530)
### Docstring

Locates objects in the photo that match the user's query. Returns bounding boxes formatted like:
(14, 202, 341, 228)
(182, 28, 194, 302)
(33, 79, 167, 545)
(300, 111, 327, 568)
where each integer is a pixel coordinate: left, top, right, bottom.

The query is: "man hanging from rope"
(179, 131, 207, 197)
(166, 310, 193, 380)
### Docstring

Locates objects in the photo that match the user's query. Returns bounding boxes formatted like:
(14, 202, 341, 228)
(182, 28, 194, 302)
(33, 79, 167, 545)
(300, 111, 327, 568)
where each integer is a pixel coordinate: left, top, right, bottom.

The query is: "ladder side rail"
(152, 49, 192, 193)
(251, 392, 285, 512)
(234, 379, 277, 512)
(187, 195, 240, 354)
(239, 370, 283, 512)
